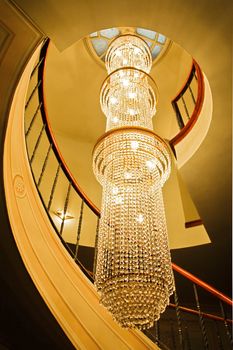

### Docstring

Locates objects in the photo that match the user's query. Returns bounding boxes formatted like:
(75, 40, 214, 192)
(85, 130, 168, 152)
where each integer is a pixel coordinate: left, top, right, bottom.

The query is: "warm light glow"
(146, 159, 156, 171)
(114, 196, 124, 205)
(93, 34, 174, 330)
(110, 96, 118, 104)
(124, 171, 132, 179)
(115, 49, 122, 57)
(122, 78, 129, 87)
(128, 91, 136, 99)
(112, 117, 119, 123)
(54, 210, 74, 221)
(136, 213, 144, 223)
(112, 186, 119, 195)
(128, 108, 136, 116)
(130, 140, 139, 150)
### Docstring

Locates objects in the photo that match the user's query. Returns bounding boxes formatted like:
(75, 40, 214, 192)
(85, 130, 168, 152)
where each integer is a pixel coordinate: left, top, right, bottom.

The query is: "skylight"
(88, 27, 169, 64)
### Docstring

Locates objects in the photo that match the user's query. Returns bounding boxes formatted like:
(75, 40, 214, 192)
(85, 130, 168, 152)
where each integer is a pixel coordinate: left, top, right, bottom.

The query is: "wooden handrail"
(171, 61, 195, 103)
(38, 40, 232, 310)
(172, 263, 233, 306)
(169, 59, 205, 146)
(185, 219, 203, 228)
(169, 303, 232, 324)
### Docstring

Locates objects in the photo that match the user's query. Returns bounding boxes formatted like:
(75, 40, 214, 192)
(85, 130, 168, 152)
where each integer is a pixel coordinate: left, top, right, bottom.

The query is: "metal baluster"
(158, 340, 172, 350)
(170, 319, 176, 349)
(30, 124, 45, 164)
(185, 323, 191, 350)
(30, 56, 45, 78)
(188, 85, 196, 104)
(25, 102, 42, 137)
(181, 95, 190, 119)
(93, 217, 100, 277)
(174, 290, 185, 350)
(214, 320, 224, 350)
(219, 300, 232, 345)
(193, 283, 209, 349)
(156, 338, 171, 350)
(144, 329, 171, 350)
(172, 102, 185, 129)
(74, 200, 84, 262)
(47, 164, 60, 211)
(154, 321, 160, 346)
(60, 182, 72, 236)
(37, 143, 52, 187)
(25, 80, 41, 109)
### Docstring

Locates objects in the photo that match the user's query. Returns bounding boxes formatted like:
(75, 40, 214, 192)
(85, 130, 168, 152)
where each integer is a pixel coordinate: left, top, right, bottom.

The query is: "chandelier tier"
(93, 34, 174, 329)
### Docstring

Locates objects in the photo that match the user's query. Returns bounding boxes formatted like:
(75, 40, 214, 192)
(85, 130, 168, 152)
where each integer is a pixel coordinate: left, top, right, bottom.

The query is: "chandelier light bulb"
(110, 96, 118, 104)
(122, 78, 130, 87)
(124, 171, 132, 180)
(128, 91, 136, 99)
(134, 47, 141, 54)
(112, 116, 119, 123)
(136, 213, 144, 223)
(115, 50, 122, 57)
(115, 196, 124, 205)
(112, 186, 119, 195)
(130, 140, 139, 150)
(146, 159, 156, 171)
(93, 34, 174, 330)
(128, 108, 136, 116)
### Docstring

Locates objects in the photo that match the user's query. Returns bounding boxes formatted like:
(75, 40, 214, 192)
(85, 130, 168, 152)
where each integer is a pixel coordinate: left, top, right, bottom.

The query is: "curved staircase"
(3, 37, 232, 349)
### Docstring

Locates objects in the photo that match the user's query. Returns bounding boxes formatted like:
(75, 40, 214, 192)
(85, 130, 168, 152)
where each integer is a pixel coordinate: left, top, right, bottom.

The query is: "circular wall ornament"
(14, 175, 26, 198)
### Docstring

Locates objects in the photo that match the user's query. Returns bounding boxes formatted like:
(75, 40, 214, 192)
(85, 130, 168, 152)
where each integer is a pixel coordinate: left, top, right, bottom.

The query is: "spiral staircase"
(0, 1, 232, 349)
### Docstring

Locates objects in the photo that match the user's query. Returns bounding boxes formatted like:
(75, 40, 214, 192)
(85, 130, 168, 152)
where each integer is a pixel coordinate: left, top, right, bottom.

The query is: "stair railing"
(170, 59, 204, 147)
(24, 39, 232, 350)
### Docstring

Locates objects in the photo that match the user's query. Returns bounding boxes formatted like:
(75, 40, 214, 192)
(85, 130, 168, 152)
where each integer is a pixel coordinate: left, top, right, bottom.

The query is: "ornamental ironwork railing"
(170, 59, 204, 147)
(24, 39, 232, 350)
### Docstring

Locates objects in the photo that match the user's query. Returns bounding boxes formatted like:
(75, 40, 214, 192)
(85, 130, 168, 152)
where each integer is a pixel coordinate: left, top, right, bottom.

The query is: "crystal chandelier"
(93, 34, 174, 329)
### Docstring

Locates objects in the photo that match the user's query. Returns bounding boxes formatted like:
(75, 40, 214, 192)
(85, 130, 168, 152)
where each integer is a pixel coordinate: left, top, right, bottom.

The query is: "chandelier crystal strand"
(93, 34, 175, 329)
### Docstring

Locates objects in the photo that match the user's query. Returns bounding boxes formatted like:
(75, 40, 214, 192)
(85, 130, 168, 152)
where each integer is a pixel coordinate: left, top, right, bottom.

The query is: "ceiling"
(44, 38, 192, 143)
(13, 0, 232, 298)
